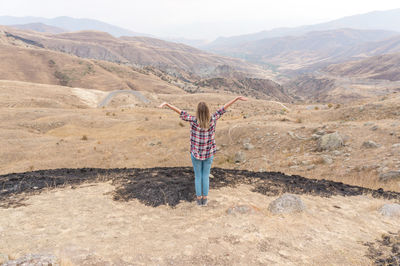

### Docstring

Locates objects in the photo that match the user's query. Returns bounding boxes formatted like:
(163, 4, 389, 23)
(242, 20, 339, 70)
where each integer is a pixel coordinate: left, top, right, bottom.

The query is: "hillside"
(9, 23, 66, 34)
(324, 52, 400, 81)
(206, 28, 400, 72)
(0, 27, 271, 79)
(0, 16, 147, 37)
(0, 80, 399, 264)
(0, 43, 184, 93)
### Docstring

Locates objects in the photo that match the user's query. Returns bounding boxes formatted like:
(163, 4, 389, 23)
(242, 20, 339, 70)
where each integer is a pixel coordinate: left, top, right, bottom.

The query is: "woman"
(158, 96, 248, 206)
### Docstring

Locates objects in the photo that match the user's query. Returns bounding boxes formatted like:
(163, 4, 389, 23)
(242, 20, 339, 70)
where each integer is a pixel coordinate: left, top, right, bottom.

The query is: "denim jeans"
(191, 153, 214, 197)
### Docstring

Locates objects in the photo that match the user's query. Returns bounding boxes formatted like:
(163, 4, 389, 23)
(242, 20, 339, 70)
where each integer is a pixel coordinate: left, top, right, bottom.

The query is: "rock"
(362, 140, 379, 149)
(321, 155, 333, 164)
(227, 205, 258, 215)
(3, 254, 58, 266)
(243, 143, 254, 150)
(315, 130, 325, 135)
(311, 134, 321, 140)
(379, 203, 400, 217)
(379, 170, 400, 182)
(332, 150, 342, 156)
(306, 164, 316, 170)
(316, 132, 344, 151)
(371, 125, 379, 131)
(234, 151, 245, 163)
(392, 143, 400, 148)
(268, 194, 306, 214)
(243, 138, 251, 144)
(364, 122, 374, 126)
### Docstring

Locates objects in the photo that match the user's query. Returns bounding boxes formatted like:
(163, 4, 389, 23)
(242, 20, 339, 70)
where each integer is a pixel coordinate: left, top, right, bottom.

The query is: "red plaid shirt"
(180, 107, 226, 160)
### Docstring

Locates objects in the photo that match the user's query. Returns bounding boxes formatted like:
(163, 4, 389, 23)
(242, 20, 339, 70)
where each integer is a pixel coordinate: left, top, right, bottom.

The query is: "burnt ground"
(1, 167, 400, 264)
(1, 167, 400, 208)
(364, 231, 400, 266)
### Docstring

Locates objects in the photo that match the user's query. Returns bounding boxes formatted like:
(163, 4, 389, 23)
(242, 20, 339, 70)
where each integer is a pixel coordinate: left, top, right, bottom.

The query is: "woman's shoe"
(196, 198, 202, 206)
(202, 198, 208, 206)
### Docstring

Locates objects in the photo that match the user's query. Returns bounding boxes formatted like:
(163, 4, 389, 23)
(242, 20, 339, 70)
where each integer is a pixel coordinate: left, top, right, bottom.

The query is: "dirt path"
(98, 90, 150, 107)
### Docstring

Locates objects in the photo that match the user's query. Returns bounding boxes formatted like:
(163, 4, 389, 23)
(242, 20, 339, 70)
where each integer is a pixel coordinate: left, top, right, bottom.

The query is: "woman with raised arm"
(159, 96, 248, 206)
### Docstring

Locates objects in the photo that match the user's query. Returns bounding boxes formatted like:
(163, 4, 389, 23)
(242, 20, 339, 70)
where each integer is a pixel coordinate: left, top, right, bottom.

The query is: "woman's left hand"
(236, 96, 248, 101)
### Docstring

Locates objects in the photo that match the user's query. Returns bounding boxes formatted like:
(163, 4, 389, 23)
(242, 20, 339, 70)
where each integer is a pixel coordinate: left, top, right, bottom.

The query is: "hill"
(0, 16, 147, 37)
(324, 52, 400, 81)
(0, 27, 271, 79)
(205, 28, 400, 72)
(0, 43, 183, 94)
(9, 22, 66, 34)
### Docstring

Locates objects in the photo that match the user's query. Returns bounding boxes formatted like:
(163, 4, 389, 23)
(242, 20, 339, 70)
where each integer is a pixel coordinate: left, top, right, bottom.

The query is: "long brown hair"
(196, 102, 211, 129)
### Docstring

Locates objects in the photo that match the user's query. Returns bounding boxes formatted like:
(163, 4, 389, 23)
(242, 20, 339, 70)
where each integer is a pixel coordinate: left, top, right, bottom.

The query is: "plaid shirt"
(180, 107, 226, 160)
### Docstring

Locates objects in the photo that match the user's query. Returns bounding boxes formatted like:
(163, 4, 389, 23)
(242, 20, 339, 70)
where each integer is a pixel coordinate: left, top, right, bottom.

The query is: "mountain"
(323, 52, 400, 81)
(206, 8, 400, 50)
(0, 42, 183, 94)
(0, 16, 147, 37)
(0, 26, 270, 79)
(205, 28, 399, 73)
(10, 23, 66, 34)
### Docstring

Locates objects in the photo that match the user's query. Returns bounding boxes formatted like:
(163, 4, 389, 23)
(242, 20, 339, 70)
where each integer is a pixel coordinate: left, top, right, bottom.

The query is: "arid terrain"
(0, 79, 399, 265)
(1, 12, 400, 264)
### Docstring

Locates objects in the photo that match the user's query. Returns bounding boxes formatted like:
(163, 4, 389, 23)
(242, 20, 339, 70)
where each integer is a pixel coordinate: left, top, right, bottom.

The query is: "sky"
(1, 0, 399, 39)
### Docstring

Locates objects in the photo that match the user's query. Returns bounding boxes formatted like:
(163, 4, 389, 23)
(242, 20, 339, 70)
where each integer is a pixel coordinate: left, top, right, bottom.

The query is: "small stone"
(392, 143, 400, 148)
(273, 132, 278, 136)
(3, 254, 57, 266)
(268, 194, 306, 214)
(364, 122, 374, 126)
(243, 143, 254, 150)
(317, 132, 344, 151)
(379, 170, 400, 182)
(371, 125, 379, 131)
(306, 164, 316, 170)
(227, 205, 258, 215)
(234, 151, 245, 163)
(362, 140, 379, 149)
(321, 155, 333, 164)
(379, 203, 400, 217)
(332, 150, 342, 156)
(311, 134, 321, 140)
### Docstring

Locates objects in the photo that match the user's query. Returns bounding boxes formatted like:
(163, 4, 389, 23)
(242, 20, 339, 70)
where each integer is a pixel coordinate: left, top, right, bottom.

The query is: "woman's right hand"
(158, 102, 168, 108)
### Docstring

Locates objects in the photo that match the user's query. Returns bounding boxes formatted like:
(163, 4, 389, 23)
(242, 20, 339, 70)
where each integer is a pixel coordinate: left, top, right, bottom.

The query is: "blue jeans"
(191, 153, 214, 197)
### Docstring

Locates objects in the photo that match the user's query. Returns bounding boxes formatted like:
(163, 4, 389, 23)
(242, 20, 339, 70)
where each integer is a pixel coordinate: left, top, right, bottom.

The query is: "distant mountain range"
(0, 16, 147, 37)
(9, 23, 66, 34)
(205, 8, 400, 49)
(206, 28, 400, 73)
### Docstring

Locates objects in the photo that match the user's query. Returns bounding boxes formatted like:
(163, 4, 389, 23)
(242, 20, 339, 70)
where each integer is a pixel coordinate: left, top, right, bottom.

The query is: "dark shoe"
(196, 198, 202, 206)
(202, 198, 208, 206)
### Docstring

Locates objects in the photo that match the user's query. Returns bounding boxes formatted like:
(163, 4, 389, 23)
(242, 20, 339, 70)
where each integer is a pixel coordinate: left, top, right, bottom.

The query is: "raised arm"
(223, 96, 248, 110)
(158, 102, 181, 114)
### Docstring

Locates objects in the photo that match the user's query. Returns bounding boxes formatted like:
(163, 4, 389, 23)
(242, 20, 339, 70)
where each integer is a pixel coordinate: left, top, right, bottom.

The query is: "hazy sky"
(1, 0, 399, 39)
